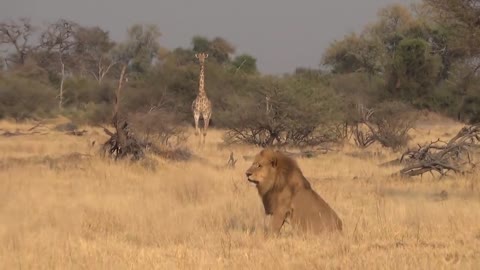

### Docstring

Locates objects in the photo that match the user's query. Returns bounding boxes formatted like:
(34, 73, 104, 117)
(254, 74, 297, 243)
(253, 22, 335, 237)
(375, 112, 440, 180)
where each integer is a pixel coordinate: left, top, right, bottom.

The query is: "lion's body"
(290, 189, 343, 233)
(245, 148, 342, 235)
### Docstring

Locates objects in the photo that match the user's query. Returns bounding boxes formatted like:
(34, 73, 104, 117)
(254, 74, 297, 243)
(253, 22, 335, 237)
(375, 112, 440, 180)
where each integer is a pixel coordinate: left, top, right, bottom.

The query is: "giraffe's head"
(195, 52, 209, 64)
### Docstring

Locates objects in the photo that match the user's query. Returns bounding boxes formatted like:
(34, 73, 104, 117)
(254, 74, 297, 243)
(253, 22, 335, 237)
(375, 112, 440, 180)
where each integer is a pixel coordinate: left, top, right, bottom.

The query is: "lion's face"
(245, 149, 278, 190)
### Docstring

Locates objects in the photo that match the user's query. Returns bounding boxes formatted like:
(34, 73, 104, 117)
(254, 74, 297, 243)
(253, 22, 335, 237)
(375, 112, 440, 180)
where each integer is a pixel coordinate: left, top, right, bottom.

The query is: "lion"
(245, 148, 343, 235)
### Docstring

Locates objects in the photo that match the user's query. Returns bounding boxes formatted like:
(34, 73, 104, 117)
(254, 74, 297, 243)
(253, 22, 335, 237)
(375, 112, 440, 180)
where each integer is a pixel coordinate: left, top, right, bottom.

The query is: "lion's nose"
(246, 172, 252, 178)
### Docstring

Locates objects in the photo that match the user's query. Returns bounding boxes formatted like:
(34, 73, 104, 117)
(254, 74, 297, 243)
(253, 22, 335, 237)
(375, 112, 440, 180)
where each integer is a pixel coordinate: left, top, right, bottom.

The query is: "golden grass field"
(0, 115, 479, 269)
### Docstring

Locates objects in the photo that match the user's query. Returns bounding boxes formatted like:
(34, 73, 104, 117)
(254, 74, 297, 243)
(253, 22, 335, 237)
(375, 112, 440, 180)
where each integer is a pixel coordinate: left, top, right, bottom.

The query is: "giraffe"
(192, 52, 212, 145)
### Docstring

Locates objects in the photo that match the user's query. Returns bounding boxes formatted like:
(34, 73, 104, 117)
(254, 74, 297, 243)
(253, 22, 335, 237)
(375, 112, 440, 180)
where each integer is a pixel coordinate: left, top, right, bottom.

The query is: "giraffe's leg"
(202, 112, 211, 145)
(193, 111, 201, 136)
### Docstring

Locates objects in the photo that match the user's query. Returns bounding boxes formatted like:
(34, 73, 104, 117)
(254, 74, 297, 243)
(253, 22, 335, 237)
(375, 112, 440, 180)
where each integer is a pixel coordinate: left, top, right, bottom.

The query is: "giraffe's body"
(192, 53, 212, 144)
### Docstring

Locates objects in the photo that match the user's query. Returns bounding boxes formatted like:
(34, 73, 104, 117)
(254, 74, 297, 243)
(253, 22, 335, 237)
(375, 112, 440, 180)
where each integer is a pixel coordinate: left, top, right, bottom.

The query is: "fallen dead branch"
(0, 122, 50, 137)
(0, 152, 91, 170)
(1, 130, 49, 137)
(66, 129, 88, 136)
(227, 152, 237, 168)
(397, 124, 480, 177)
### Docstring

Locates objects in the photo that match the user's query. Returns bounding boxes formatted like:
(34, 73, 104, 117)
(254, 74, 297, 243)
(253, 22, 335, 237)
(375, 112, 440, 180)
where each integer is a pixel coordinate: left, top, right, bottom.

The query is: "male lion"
(245, 148, 343, 235)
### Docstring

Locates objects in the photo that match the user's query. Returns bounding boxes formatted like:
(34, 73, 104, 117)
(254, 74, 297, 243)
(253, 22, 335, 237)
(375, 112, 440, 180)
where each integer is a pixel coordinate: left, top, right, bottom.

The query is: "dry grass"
(0, 118, 479, 269)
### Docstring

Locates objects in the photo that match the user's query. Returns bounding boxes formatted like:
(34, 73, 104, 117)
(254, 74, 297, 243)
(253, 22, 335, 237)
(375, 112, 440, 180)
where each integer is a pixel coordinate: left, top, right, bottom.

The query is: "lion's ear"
(271, 157, 278, 168)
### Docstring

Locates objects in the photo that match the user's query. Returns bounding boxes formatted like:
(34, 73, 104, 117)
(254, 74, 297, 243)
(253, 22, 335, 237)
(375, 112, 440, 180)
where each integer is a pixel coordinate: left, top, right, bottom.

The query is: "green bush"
(64, 102, 112, 125)
(63, 78, 115, 106)
(219, 76, 345, 146)
(0, 76, 57, 121)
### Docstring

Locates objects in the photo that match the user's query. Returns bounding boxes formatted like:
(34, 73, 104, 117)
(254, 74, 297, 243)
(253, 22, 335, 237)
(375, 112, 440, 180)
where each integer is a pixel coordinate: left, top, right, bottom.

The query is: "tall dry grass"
(0, 118, 479, 269)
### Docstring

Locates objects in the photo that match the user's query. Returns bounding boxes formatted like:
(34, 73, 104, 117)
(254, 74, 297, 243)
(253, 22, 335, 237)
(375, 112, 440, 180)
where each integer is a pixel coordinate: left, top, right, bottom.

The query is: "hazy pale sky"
(1, 0, 415, 74)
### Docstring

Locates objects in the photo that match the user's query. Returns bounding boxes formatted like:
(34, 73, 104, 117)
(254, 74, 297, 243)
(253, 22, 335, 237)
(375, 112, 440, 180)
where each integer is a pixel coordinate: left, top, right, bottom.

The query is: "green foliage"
(388, 38, 442, 106)
(0, 76, 56, 120)
(322, 33, 383, 74)
(231, 54, 258, 75)
(63, 78, 115, 107)
(191, 36, 235, 63)
(192, 36, 210, 53)
(393, 38, 429, 78)
(3, 7, 480, 132)
(64, 102, 112, 125)
(9, 59, 51, 85)
(219, 75, 344, 146)
(112, 24, 161, 78)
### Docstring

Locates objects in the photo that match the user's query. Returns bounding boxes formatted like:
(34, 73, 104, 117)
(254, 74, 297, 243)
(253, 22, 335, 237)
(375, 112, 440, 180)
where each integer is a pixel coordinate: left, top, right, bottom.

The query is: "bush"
(349, 101, 416, 151)
(64, 102, 112, 125)
(219, 76, 345, 147)
(128, 109, 188, 148)
(370, 101, 417, 150)
(63, 78, 115, 107)
(328, 72, 385, 107)
(0, 76, 57, 121)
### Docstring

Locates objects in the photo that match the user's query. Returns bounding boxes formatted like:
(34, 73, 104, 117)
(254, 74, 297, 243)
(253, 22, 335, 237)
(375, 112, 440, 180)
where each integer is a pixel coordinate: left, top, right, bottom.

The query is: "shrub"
(65, 102, 112, 125)
(128, 109, 188, 148)
(370, 101, 417, 150)
(219, 76, 345, 147)
(0, 76, 57, 121)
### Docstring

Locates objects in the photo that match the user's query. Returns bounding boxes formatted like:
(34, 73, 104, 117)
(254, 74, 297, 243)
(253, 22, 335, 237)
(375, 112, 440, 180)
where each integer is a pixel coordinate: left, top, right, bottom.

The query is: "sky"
(1, 0, 416, 74)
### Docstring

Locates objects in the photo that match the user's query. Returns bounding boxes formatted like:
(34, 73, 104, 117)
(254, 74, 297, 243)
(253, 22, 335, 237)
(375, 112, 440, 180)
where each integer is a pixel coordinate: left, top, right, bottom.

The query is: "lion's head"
(245, 148, 282, 191)
(245, 148, 298, 195)
(246, 148, 308, 193)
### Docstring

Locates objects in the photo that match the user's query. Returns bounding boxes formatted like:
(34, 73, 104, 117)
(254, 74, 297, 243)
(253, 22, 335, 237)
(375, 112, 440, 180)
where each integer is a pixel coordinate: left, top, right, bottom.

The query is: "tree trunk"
(112, 64, 128, 151)
(102, 63, 146, 161)
(113, 64, 127, 120)
(59, 57, 65, 110)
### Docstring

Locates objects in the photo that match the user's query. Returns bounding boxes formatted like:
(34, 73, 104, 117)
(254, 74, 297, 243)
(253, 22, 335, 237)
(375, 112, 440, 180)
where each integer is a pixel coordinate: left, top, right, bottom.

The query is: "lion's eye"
(257, 163, 262, 168)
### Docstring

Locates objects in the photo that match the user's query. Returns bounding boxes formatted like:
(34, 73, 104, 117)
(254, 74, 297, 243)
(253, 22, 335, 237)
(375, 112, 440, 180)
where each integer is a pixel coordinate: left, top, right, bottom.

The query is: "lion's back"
(290, 188, 343, 233)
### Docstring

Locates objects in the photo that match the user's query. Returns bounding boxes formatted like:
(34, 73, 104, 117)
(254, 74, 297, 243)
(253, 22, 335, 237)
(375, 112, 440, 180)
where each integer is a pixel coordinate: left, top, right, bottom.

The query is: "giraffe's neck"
(198, 63, 207, 97)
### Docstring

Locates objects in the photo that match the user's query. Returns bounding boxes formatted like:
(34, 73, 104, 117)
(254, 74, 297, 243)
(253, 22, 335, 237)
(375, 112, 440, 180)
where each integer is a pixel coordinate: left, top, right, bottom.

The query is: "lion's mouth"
(247, 178, 259, 186)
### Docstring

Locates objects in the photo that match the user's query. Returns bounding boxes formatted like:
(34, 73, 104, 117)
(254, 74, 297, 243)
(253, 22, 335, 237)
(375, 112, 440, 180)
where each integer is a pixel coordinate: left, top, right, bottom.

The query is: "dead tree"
(0, 18, 38, 66)
(352, 105, 376, 148)
(398, 124, 480, 177)
(101, 24, 172, 161)
(101, 64, 145, 161)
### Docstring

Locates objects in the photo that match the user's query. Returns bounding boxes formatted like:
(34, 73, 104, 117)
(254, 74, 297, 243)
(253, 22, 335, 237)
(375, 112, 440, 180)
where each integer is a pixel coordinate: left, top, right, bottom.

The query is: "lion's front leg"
(268, 208, 290, 236)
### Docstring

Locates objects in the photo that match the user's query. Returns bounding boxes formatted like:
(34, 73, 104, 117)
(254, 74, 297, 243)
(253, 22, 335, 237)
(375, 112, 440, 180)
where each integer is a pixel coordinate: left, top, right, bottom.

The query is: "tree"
(73, 26, 116, 83)
(167, 47, 195, 67)
(0, 18, 39, 66)
(39, 19, 78, 110)
(192, 36, 210, 54)
(368, 4, 415, 54)
(124, 24, 161, 77)
(191, 36, 235, 64)
(388, 38, 442, 104)
(209, 37, 235, 63)
(232, 54, 258, 75)
(423, 0, 480, 54)
(101, 25, 159, 161)
(110, 24, 160, 112)
(322, 33, 383, 75)
(424, 0, 480, 82)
